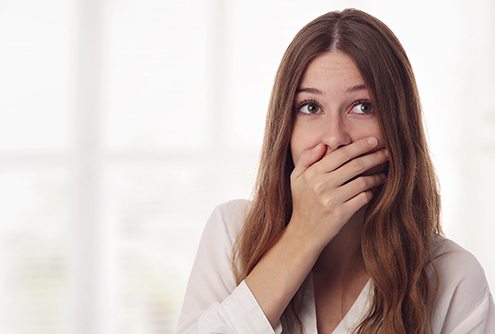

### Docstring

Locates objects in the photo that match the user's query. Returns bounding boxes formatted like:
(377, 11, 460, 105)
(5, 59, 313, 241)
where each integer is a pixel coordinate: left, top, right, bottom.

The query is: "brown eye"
(351, 101, 373, 114)
(299, 102, 321, 114)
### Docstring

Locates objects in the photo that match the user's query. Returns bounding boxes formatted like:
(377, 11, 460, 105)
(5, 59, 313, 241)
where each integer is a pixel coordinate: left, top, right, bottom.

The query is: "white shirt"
(175, 199, 495, 333)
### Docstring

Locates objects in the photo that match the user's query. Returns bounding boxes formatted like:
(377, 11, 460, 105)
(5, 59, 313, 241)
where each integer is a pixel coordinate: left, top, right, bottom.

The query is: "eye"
(297, 100, 321, 114)
(351, 100, 373, 115)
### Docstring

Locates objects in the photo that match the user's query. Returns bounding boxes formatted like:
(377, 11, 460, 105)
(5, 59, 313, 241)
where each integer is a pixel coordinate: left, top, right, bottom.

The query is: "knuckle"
(333, 207, 346, 221)
(341, 146, 355, 161)
(322, 194, 336, 207)
(378, 149, 388, 162)
(351, 159, 366, 173)
(361, 191, 372, 203)
(340, 152, 351, 165)
(357, 176, 369, 188)
(313, 180, 325, 195)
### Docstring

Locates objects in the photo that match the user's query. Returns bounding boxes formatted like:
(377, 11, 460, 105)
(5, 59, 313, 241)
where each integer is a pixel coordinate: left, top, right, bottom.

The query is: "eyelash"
(295, 99, 321, 114)
(295, 99, 374, 115)
(351, 99, 373, 114)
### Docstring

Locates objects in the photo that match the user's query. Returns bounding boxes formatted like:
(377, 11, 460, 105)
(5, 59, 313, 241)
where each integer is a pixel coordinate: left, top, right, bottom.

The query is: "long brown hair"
(232, 9, 442, 333)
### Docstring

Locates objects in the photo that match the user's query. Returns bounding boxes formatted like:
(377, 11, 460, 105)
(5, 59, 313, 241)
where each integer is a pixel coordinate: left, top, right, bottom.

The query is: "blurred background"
(0, 0, 494, 333)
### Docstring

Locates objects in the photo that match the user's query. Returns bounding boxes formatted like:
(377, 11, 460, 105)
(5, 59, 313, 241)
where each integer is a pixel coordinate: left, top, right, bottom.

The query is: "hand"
(288, 137, 388, 250)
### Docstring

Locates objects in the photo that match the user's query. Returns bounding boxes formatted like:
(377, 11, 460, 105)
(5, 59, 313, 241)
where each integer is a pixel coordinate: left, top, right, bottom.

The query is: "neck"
(313, 205, 368, 280)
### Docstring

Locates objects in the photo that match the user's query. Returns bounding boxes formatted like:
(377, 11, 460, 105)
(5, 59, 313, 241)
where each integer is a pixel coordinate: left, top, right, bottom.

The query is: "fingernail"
(367, 137, 377, 146)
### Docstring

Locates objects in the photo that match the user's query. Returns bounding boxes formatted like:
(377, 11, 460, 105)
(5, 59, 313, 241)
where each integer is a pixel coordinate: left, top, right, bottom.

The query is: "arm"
(175, 200, 278, 334)
(175, 137, 388, 333)
(245, 137, 387, 327)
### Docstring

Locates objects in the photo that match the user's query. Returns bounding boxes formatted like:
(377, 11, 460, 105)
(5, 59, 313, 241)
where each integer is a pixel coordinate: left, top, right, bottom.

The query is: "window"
(0, 1, 493, 333)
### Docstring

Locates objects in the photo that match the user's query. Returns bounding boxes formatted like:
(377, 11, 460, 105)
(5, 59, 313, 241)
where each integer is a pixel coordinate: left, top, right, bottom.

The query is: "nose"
(321, 116, 352, 153)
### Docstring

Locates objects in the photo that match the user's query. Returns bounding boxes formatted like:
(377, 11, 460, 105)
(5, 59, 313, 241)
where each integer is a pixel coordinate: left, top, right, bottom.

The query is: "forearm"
(244, 223, 322, 328)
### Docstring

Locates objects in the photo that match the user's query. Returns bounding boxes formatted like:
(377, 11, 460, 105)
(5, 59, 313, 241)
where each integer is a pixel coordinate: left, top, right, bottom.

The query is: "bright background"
(0, 0, 494, 333)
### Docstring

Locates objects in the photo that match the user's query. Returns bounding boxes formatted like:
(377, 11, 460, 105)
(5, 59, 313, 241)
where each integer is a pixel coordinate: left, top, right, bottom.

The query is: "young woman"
(175, 9, 495, 334)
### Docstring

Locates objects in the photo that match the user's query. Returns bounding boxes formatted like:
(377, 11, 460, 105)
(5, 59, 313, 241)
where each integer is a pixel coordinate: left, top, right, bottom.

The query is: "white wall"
(0, 0, 493, 333)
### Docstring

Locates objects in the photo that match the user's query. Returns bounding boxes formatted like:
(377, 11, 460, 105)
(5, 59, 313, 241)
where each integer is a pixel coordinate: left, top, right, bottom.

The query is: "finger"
(291, 143, 326, 179)
(336, 173, 386, 203)
(333, 149, 389, 185)
(340, 190, 374, 219)
(312, 136, 380, 174)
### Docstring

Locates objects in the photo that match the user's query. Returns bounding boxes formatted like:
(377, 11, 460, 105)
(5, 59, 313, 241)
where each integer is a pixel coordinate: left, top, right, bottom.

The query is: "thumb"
(291, 143, 326, 178)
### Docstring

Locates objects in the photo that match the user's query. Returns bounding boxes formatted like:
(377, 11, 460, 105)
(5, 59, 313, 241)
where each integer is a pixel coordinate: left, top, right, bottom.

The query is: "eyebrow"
(296, 84, 367, 95)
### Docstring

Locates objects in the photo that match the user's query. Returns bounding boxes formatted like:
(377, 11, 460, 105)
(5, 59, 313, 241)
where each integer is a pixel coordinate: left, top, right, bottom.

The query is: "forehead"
(299, 51, 365, 93)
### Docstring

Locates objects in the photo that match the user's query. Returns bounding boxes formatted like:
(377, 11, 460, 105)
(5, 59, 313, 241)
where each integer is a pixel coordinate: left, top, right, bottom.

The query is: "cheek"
(289, 132, 301, 165)
(370, 122, 385, 148)
(355, 119, 384, 146)
(370, 118, 383, 136)
(290, 123, 320, 165)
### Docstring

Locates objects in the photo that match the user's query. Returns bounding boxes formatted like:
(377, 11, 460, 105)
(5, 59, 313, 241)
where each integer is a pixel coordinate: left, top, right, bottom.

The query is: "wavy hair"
(232, 9, 442, 333)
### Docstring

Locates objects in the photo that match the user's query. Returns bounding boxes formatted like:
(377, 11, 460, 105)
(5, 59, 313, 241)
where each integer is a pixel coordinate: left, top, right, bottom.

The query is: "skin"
(291, 51, 387, 331)
(245, 51, 389, 332)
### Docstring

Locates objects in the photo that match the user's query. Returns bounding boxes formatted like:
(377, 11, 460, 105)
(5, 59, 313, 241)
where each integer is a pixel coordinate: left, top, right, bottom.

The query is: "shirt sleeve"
(174, 200, 282, 334)
(431, 239, 495, 334)
(446, 291, 495, 334)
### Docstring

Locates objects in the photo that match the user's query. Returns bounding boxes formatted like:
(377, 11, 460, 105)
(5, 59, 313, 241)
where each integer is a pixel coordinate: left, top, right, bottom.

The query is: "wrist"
(284, 218, 326, 260)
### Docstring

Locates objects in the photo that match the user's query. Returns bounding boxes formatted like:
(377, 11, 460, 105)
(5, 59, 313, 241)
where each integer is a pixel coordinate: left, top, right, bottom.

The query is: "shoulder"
(431, 236, 487, 287)
(175, 200, 254, 333)
(203, 199, 252, 245)
(430, 236, 494, 332)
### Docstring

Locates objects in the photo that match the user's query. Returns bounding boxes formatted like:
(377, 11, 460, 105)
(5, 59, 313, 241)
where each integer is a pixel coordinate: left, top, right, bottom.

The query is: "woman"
(175, 9, 495, 333)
